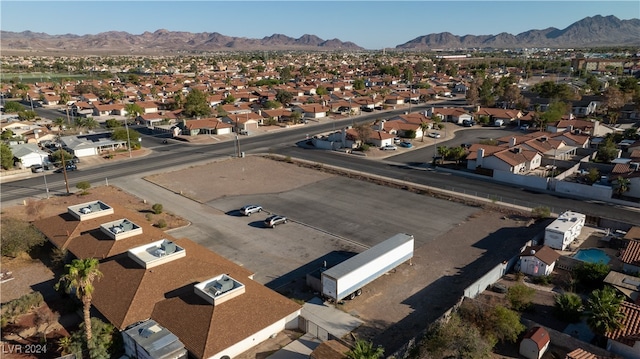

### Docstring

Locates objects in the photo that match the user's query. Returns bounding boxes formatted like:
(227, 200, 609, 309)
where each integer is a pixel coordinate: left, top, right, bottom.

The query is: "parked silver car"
(241, 205, 263, 216)
(264, 215, 287, 228)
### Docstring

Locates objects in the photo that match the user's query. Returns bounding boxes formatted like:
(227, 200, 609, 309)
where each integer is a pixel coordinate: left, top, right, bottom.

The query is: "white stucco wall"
(207, 310, 300, 359)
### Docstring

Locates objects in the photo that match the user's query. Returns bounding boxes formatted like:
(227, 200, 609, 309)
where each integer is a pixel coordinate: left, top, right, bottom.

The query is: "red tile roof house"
(260, 109, 295, 124)
(222, 113, 262, 132)
(429, 107, 473, 125)
(181, 118, 233, 136)
(466, 144, 543, 174)
(517, 245, 560, 277)
(93, 103, 125, 117)
(620, 239, 640, 274)
(605, 301, 640, 359)
(519, 326, 550, 359)
(293, 104, 330, 119)
(565, 348, 615, 359)
(368, 130, 396, 148)
(475, 107, 523, 125)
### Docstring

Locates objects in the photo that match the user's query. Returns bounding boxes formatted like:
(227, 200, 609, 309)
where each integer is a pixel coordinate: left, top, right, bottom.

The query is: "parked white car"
(381, 144, 397, 151)
(428, 132, 441, 139)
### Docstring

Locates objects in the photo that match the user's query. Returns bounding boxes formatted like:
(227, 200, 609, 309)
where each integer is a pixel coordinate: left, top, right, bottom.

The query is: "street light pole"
(39, 154, 50, 198)
(125, 117, 132, 158)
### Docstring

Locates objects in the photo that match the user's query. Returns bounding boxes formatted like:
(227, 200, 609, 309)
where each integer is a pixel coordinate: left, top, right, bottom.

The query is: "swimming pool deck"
(558, 226, 624, 271)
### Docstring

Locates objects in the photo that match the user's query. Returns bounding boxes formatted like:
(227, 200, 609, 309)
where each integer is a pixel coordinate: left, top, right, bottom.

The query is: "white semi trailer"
(321, 233, 414, 302)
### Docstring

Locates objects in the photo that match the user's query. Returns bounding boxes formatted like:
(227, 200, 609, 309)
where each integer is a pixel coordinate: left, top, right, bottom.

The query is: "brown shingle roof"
(520, 245, 560, 265)
(33, 202, 165, 260)
(92, 237, 301, 359)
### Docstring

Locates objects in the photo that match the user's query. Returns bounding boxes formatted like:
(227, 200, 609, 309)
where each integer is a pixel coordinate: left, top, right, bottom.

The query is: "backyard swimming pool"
(573, 248, 610, 264)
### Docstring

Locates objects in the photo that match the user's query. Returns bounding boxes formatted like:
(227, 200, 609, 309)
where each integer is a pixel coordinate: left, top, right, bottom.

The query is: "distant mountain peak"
(396, 15, 640, 49)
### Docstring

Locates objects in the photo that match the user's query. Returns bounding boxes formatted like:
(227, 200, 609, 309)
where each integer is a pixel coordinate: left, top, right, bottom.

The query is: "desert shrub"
(531, 206, 551, 219)
(532, 275, 552, 286)
(76, 181, 91, 194)
(1, 292, 44, 325)
(507, 283, 536, 311)
(145, 213, 153, 222)
(1, 217, 46, 257)
(151, 203, 163, 214)
(156, 219, 167, 228)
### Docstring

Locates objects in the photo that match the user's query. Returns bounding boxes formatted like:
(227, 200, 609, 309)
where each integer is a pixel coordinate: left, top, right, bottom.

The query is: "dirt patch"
(1, 185, 189, 229)
(144, 155, 334, 203)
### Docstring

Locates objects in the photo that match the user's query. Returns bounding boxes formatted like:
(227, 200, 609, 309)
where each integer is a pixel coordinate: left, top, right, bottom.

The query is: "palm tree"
(585, 286, 625, 336)
(614, 176, 631, 198)
(346, 339, 384, 359)
(56, 258, 103, 349)
(53, 117, 66, 132)
(419, 121, 430, 142)
(84, 117, 100, 131)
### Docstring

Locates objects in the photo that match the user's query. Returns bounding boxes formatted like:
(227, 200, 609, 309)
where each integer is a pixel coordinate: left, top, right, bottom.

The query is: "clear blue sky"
(1, 1, 638, 50)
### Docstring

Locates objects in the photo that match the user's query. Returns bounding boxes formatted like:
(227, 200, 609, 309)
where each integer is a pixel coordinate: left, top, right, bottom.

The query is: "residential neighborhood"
(1, 45, 640, 359)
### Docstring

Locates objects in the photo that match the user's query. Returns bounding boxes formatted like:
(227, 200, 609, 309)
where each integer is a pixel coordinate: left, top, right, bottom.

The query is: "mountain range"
(397, 15, 640, 49)
(1, 15, 638, 54)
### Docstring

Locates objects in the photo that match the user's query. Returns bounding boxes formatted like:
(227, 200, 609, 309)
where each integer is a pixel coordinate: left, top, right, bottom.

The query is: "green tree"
(111, 128, 141, 149)
(124, 103, 144, 124)
(354, 123, 372, 149)
(353, 78, 365, 91)
(316, 87, 328, 96)
(506, 283, 536, 311)
(264, 100, 282, 109)
(539, 101, 570, 128)
(56, 258, 103, 350)
(585, 287, 625, 336)
(1, 129, 15, 140)
(490, 306, 526, 343)
(53, 117, 68, 131)
(458, 300, 525, 344)
(572, 262, 610, 292)
(105, 118, 122, 129)
(0, 217, 46, 257)
(222, 94, 236, 105)
(554, 292, 583, 323)
(275, 90, 293, 105)
(18, 110, 37, 121)
(613, 176, 631, 197)
(50, 148, 74, 165)
(2, 101, 23, 113)
(585, 167, 601, 184)
(0, 142, 14, 170)
(596, 137, 618, 163)
(183, 89, 211, 118)
(420, 314, 493, 359)
(346, 339, 384, 359)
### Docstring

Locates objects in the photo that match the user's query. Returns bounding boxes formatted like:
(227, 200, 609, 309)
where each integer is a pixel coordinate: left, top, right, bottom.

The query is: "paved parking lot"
(116, 156, 539, 354)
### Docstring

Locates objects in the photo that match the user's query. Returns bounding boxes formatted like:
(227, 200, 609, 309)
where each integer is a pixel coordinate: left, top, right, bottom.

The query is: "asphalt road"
(3, 102, 640, 226)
